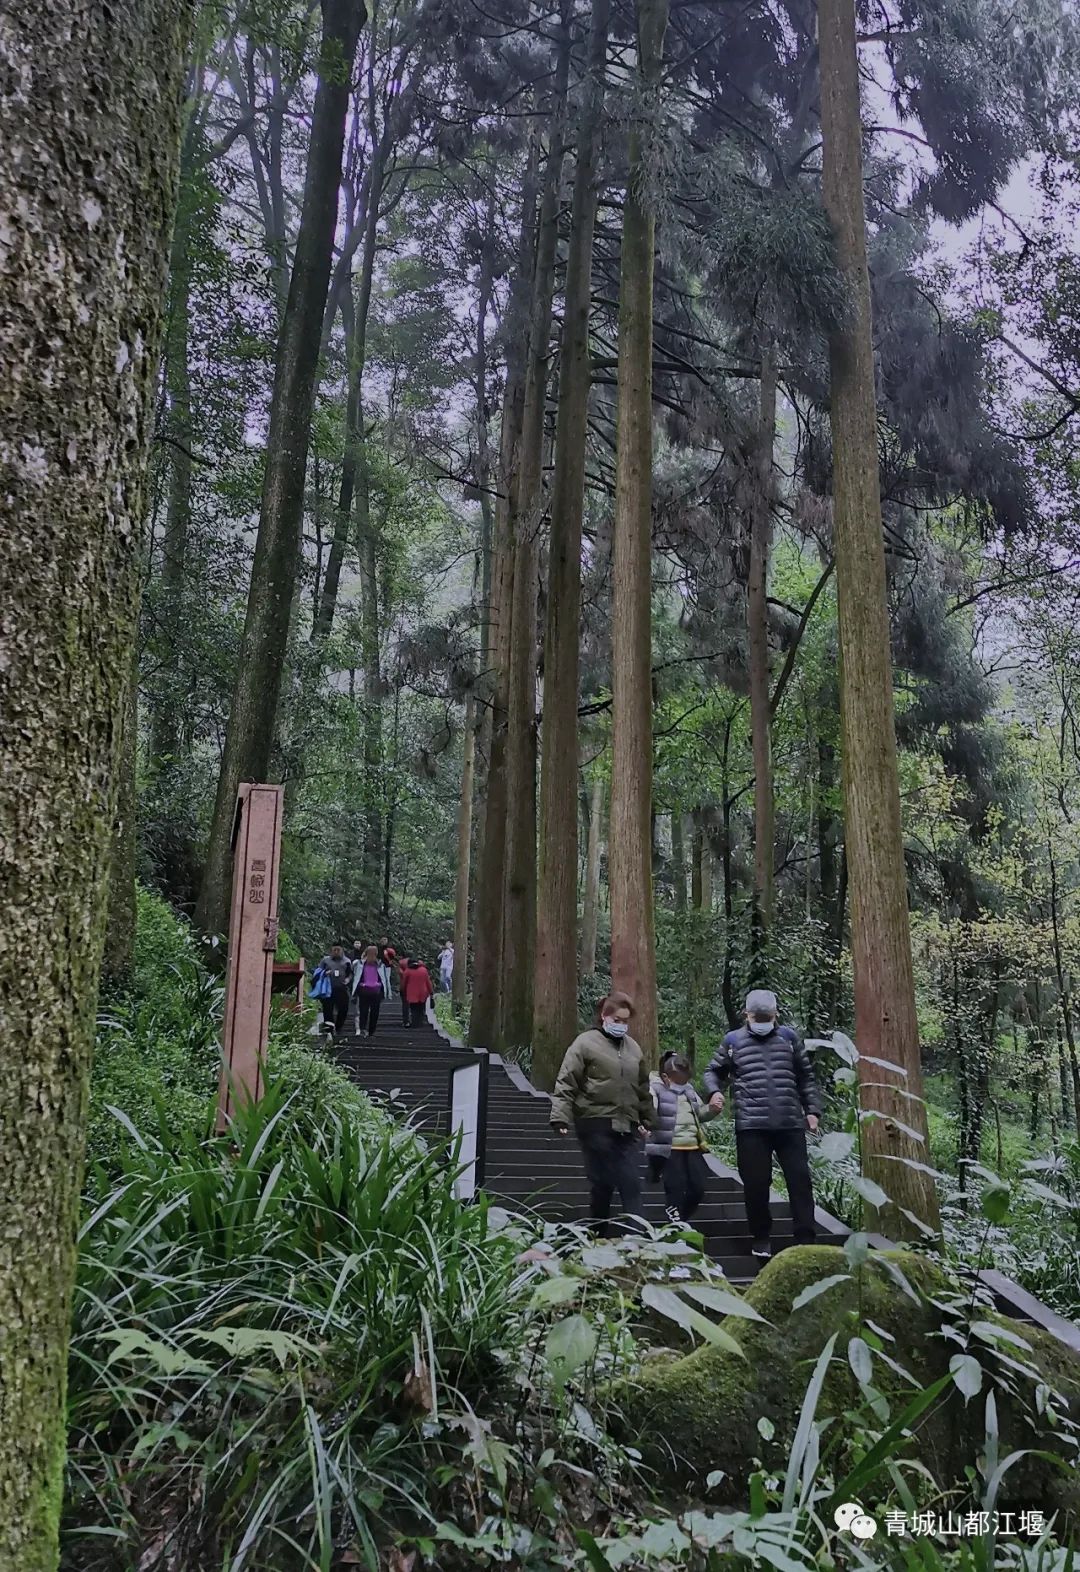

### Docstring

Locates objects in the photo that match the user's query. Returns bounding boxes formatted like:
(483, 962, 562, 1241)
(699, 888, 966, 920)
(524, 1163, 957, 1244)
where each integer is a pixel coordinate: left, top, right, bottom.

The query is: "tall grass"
(64, 1089, 524, 1570)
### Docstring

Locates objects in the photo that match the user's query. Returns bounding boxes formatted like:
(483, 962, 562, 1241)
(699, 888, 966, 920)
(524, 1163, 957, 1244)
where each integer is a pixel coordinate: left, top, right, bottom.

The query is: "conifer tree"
(609, 0, 668, 1057)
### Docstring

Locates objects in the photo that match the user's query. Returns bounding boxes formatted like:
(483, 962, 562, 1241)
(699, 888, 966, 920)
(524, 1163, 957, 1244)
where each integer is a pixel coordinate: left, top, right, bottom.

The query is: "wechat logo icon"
(834, 1502, 878, 1540)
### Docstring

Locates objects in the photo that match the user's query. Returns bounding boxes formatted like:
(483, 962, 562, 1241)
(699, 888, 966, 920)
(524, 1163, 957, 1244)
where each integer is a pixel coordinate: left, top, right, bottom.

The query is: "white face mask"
(604, 1020, 629, 1039)
(749, 1020, 775, 1037)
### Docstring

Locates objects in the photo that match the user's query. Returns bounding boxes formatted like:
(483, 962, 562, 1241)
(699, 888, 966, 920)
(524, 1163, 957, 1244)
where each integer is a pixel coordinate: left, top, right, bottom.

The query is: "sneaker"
(751, 1242, 772, 1261)
(664, 1206, 682, 1226)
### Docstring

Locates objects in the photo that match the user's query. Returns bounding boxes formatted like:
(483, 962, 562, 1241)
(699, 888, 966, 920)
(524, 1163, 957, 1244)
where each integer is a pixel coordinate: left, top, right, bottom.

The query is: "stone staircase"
(332, 1014, 848, 1281)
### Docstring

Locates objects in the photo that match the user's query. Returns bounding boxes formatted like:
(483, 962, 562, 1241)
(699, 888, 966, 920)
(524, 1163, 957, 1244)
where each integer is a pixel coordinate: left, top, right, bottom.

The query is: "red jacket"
(402, 964, 433, 1005)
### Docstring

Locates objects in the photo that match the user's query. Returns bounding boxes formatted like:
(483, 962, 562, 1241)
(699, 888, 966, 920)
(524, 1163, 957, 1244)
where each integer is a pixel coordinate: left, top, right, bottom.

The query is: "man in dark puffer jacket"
(703, 989, 822, 1261)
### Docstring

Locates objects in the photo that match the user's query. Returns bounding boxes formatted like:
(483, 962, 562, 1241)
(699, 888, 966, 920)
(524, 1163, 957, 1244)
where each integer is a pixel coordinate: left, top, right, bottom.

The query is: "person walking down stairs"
(550, 992, 653, 1236)
(397, 956, 413, 1025)
(402, 956, 434, 1025)
(318, 944, 354, 1038)
(646, 1051, 718, 1224)
(704, 989, 822, 1263)
(353, 944, 384, 1040)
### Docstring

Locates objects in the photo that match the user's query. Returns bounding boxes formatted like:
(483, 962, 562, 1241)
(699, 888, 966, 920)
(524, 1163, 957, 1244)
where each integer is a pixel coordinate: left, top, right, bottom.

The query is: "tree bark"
(469, 144, 540, 1050)
(0, 3, 186, 1562)
(533, 0, 609, 1087)
(580, 770, 605, 980)
(818, 0, 940, 1235)
(453, 697, 478, 1007)
(608, 0, 668, 1060)
(196, 0, 367, 938)
(748, 348, 777, 976)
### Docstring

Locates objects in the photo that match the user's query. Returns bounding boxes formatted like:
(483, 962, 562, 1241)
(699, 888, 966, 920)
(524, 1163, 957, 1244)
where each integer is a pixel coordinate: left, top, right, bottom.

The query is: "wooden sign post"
(217, 783, 284, 1131)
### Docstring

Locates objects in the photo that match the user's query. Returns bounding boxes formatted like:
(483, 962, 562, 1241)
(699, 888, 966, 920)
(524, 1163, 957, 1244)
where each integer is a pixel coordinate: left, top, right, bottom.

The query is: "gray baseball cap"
(745, 989, 778, 1016)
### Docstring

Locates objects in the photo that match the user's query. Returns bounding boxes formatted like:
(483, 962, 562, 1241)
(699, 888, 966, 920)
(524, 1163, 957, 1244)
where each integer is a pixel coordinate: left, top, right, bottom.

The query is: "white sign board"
(450, 1060, 482, 1200)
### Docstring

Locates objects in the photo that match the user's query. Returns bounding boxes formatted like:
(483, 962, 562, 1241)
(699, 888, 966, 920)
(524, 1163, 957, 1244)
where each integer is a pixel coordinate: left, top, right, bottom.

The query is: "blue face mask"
(604, 1020, 629, 1039)
(749, 1020, 774, 1037)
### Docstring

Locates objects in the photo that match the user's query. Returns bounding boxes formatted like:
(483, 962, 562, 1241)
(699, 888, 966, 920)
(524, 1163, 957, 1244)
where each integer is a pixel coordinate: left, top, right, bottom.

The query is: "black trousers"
(401, 987, 410, 1025)
(356, 987, 382, 1036)
(323, 988, 350, 1034)
(409, 1001, 426, 1026)
(663, 1150, 710, 1221)
(736, 1128, 816, 1247)
(575, 1120, 643, 1233)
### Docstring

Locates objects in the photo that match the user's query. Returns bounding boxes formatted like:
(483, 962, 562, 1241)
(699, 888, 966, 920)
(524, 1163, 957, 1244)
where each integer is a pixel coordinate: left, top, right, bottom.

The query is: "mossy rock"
(622, 1246, 1080, 1518)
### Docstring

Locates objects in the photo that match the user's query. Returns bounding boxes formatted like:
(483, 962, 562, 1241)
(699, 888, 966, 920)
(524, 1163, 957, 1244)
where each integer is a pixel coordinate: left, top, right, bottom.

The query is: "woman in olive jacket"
(550, 992, 653, 1233)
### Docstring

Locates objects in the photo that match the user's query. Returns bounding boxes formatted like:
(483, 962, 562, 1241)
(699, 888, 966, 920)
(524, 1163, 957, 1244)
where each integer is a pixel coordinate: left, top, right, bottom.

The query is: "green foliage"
(65, 1091, 522, 1569)
(89, 887, 385, 1169)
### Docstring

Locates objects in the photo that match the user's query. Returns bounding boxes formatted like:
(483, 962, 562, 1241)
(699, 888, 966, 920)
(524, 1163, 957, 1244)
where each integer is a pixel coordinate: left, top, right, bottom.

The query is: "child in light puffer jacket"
(646, 1052, 718, 1224)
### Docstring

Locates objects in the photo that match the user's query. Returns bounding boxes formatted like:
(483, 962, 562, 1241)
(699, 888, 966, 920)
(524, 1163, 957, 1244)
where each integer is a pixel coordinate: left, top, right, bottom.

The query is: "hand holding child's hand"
(807, 1114, 819, 1133)
(709, 1093, 725, 1113)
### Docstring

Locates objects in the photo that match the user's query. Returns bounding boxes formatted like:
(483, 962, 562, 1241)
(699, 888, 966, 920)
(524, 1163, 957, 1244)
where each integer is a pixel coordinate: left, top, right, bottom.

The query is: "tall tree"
(503, 38, 570, 1054)
(608, 0, 668, 1057)
(150, 137, 197, 777)
(196, 0, 368, 938)
(453, 696, 477, 1007)
(0, 1, 187, 1562)
(817, 0, 940, 1234)
(747, 350, 777, 973)
(469, 146, 540, 1050)
(533, 0, 611, 1088)
(580, 768, 605, 979)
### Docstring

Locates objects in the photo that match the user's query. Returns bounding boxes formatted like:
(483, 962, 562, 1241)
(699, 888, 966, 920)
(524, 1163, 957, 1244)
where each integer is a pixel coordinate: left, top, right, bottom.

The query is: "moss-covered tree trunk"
(196, 0, 367, 939)
(609, 0, 668, 1060)
(533, 0, 609, 1087)
(747, 349, 777, 977)
(0, 3, 187, 1563)
(818, 0, 939, 1234)
(469, 147, 540, 1051)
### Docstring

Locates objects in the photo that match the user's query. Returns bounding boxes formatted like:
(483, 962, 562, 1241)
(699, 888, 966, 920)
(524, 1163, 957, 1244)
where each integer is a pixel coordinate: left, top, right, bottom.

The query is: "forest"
(6, 0, 1080, 1566)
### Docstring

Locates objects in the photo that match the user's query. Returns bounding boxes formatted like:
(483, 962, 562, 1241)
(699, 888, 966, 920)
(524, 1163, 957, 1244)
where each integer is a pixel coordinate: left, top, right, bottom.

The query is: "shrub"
(65, 1091, 524, 1570)
(89, 887, 388, 1168)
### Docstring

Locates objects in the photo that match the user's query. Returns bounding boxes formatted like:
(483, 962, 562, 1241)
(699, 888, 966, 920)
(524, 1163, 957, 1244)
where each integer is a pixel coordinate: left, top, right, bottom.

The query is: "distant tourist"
(646, 1051, 718, 1224)
(353, 944, 384, 1040)
(402, 956, 434, 1025)
(398, 955, 413, 1025)
(438, 940, 455, 994)
(550, 992, 653, 1236)
(377, 935, 397, 999)
(318, 943, 354, 1037)
(703, 989, 821, 1263)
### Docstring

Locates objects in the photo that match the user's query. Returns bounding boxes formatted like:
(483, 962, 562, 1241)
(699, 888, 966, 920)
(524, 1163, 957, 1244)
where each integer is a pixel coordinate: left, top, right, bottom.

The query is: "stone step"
(331, 1031, 839, 1282)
